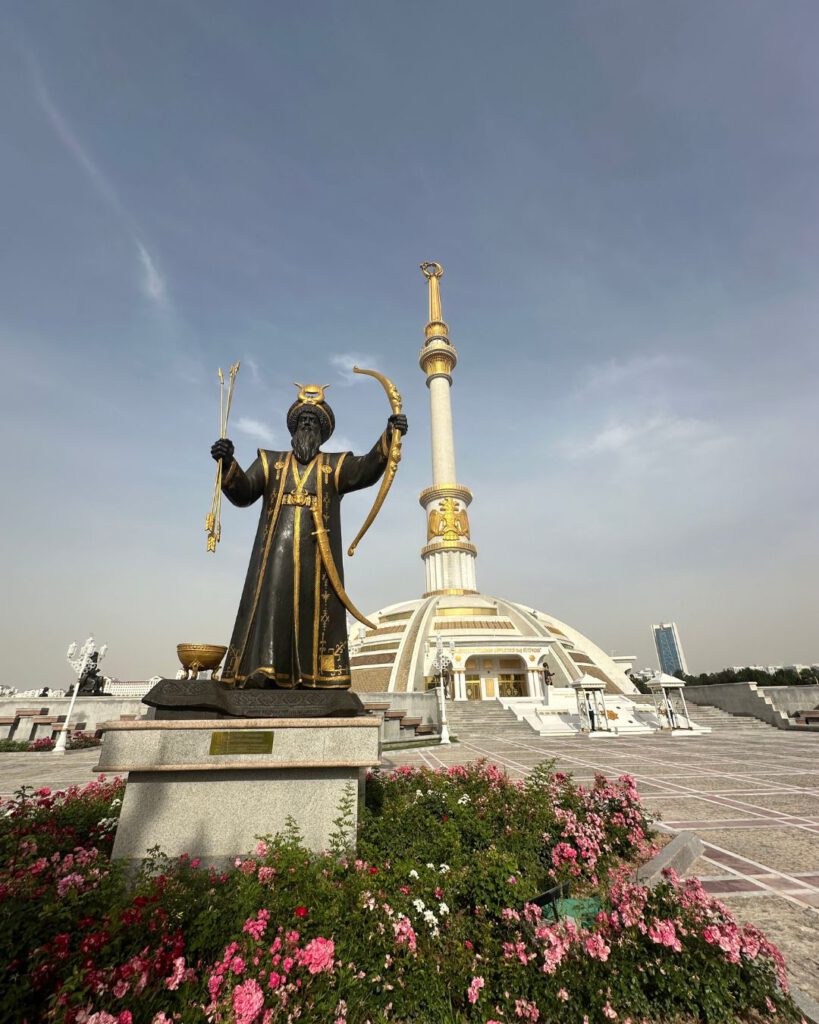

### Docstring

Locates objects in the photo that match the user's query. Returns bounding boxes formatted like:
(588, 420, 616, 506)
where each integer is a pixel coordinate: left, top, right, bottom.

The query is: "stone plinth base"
(143, 678, 367, 719)
(96, 718, 380, 864)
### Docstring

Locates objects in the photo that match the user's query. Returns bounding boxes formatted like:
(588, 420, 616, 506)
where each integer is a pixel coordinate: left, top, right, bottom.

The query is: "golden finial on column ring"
(420, 261, 444, 279)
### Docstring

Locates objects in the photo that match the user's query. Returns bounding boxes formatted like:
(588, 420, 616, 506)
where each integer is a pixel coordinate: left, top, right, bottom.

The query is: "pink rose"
(296, 936, 335, 975)
(232, 978, 264, 1024)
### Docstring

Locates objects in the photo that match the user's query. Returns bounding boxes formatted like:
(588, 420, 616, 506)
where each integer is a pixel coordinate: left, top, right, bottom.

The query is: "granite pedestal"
(96, 716, 380, 865)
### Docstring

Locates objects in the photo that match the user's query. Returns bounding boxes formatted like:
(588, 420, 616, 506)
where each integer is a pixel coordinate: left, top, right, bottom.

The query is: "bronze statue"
(211, 384, 407, 689)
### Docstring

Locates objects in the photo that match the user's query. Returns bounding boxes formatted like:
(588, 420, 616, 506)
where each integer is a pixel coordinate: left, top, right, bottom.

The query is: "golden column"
(418, 262, 478, 596)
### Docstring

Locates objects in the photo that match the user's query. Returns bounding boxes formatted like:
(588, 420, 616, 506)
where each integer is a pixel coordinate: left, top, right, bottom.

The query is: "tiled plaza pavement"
(0, 749, 101, 799)
(2, 717, 817, 1004)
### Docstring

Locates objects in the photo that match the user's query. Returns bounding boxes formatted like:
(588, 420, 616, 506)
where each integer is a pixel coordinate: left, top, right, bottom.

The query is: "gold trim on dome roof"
(435, 606, 499, 617)
(435, 620, 516, 631)
(423, 588, 479, 597)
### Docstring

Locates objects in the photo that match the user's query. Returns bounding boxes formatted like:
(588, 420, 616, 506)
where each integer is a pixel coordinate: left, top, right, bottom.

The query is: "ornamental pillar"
(418, 263, 478, 597)
(527, 669, 542, 699)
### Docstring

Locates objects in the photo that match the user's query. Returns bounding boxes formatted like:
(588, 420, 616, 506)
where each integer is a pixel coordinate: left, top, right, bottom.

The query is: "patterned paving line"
(666, 819, 810, 831)
(700, 841, 819, 911)
(657, 790, 819, 838)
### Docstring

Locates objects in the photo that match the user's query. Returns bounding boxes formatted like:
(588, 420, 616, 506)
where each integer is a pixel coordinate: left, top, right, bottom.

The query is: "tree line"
(630, 666, 819, 690)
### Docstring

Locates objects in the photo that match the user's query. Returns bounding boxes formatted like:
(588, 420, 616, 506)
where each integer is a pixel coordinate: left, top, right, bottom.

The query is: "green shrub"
(0, 764, 803, 1024)
(0, 738, 29, 752)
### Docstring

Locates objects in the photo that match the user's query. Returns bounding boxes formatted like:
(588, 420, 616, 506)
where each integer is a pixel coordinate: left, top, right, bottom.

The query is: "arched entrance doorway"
(464, 654, 529, 700)
(497, 655, 528, 697)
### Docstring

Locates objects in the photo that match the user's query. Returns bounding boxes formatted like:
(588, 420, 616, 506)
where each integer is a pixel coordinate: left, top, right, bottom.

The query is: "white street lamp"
(434, 635, 451, 745)
(55, 637, 107, 755)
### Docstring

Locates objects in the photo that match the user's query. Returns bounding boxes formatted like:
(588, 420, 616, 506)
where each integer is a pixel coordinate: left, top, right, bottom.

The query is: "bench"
(9, 709, 48, 739)
(29, 717, 60, 741)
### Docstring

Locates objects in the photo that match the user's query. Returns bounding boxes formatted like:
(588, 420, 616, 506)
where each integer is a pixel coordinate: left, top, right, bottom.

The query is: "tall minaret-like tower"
(418, 262, 478, 596)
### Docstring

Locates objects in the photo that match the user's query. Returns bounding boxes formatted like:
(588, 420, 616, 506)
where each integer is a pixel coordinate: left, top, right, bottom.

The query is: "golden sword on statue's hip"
(347, 366, 403, 558)
(310, 512, 376, 630)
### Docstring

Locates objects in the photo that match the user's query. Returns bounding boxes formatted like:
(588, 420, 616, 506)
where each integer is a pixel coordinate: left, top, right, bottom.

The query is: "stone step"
(443, 702, 539, 740)
(684, 706, 774, 730)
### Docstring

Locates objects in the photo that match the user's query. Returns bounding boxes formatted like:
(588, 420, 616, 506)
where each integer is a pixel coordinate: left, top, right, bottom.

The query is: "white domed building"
(349, 594, 635, 703)
(345, 265, 698, 739)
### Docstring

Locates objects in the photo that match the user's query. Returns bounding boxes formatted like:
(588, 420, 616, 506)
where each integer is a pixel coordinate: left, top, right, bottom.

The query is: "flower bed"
(0, 738, 53, 752)
(0, 763, 805, 1024)
(0, 733, 101, 753)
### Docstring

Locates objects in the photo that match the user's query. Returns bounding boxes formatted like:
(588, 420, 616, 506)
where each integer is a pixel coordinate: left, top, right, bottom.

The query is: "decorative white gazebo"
(648, 673, 693, 732)
(572, 675, 613, 735)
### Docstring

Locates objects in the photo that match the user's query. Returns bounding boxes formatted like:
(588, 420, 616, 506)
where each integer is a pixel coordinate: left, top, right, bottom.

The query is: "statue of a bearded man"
(211, 385, 407, 689)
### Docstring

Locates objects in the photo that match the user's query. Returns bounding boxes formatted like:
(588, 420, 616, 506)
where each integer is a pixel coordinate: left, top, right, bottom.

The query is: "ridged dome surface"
(349, 594, 637, 698)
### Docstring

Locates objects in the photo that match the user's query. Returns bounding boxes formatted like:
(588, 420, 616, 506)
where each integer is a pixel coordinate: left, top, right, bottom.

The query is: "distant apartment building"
(652, 622, 689, 676)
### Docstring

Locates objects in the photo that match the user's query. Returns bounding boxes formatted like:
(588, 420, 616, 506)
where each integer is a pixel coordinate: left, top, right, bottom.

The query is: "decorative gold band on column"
(419, 483, 473, 507)
(424, 320, 449, 341)
(421, 540, 478, 557)
(419, 345, 457, 377)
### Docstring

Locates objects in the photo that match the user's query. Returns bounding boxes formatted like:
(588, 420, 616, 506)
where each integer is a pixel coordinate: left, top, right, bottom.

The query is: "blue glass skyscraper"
(652, 622, 689, 676)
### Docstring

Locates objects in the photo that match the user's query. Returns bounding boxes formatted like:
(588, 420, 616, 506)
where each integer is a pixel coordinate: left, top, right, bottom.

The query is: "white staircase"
(445, 700, 540, 741)
(675, 704, 777, 733)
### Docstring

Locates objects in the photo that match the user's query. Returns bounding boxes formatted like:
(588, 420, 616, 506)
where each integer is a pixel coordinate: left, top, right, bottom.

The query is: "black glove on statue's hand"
(388, 414, 408, 437)
(211, 438, 235, 466)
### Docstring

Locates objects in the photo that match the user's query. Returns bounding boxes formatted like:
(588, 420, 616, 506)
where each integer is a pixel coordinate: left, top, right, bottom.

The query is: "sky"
(2, 1, 818, 688)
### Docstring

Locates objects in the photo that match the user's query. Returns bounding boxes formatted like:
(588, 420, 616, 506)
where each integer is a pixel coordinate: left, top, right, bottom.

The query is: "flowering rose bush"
(30, 736, 57, 751)
(0, 763, 806, 1023)
(68, 732, 103, 750)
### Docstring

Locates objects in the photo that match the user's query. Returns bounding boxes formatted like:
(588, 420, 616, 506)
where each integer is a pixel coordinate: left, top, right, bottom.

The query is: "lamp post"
(434, 635, 451, 745)
(55, 637, 107, 755)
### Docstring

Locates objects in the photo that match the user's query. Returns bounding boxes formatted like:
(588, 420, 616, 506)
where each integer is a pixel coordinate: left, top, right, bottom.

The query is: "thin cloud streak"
(561, 412, 730, 463)
(576, 353, 690, 396)
(330, 352, 379, 386)
(327, 434, 358, 453)
(136, 243, 167, 306)
(234, 416, 277, 446)
(25, 51, 168, 310)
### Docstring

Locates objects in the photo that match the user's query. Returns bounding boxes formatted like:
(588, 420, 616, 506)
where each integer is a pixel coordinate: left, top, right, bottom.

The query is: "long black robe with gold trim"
(219, 433, 390, 688)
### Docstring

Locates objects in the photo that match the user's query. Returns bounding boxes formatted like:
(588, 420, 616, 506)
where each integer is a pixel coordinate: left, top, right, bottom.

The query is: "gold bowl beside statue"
(176, 643, 227, 679)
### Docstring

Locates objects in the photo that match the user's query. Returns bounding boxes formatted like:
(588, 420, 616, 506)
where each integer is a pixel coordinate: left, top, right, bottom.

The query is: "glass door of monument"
(465, 674, 481, 700)
(498, 673, 526, 697)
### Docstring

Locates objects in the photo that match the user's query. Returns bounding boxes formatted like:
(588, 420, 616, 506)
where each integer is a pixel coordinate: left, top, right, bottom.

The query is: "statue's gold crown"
(293, 383, 331, 405)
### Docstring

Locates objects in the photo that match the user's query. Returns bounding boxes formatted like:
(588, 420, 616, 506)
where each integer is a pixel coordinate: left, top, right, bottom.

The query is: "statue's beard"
(292, 424, 321, 464)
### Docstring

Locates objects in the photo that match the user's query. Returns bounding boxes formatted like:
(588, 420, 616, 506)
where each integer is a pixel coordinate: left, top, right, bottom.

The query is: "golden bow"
(347, 366, 403, 557)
